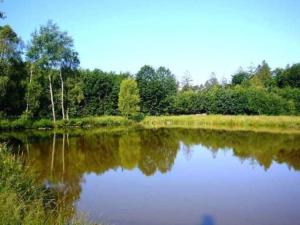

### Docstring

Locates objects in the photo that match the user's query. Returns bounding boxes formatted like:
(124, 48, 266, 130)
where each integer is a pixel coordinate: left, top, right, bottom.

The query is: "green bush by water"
(0, 144, 101, 225)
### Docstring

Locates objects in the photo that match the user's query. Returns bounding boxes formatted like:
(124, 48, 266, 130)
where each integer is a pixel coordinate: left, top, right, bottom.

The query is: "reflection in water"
(1, 128, 300, 225)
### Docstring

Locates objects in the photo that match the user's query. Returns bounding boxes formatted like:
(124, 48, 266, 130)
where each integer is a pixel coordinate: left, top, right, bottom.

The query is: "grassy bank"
(142, 115, 300, 133)
(0, 116, 130, 130)
(0, 144, 99, 225)
(1, 115, 300, 133)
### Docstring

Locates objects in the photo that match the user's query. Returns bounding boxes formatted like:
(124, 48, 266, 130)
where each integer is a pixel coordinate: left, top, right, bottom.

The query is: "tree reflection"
(1, 128, 300, 219)
(119, 132, 141, 169)
(138, 129, 179, 175)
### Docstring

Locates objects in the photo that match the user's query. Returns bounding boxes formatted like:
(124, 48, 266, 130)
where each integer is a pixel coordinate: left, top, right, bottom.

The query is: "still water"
(2, 128, 300, 225)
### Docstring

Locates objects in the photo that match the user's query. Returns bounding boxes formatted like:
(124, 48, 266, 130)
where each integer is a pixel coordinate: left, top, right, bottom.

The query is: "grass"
(1, 114, 300, 133)
(0, 144, 101, 225)
(0, 116, 130, 130)
(141, 115, 300, 133)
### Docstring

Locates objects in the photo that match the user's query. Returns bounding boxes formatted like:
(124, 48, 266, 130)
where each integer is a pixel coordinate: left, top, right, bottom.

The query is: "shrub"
(10, 116, 32, 129)
(129, 113, 145, 122)
(32, 119, 54, 129)
(0, 144, 103, 225)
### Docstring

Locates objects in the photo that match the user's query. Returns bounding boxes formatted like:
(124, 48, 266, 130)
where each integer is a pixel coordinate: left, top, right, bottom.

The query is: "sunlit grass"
(0, 144, 103, 225)
(1, 115, 300, 133)
(141, 115, 300, 133)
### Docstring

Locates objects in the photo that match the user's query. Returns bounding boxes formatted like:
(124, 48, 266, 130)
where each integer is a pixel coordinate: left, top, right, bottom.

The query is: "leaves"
(118, 78, 140, 117)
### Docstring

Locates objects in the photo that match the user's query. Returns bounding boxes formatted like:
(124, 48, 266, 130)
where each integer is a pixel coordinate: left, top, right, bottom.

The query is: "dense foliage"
(118, 78, 140, 118)
(0, 144, 98, 225)
(1, 21, 300, 121)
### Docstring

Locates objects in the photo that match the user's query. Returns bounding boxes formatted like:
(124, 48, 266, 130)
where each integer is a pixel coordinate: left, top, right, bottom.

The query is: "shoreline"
(1, 115, 300, 134)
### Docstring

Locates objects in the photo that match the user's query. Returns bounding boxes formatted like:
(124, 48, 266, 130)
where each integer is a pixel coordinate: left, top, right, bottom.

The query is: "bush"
(172, 86, 296, 116)
(129, 113, 145, 122)
(32, 119, 54, 129)
(0, 119, 10, 130)
(10, 116, 32, 129)
(0, 115, 32, 130)
(0, 144, 103, 225)
(246, 87, 294, 115)
(275, 87, 300, 114)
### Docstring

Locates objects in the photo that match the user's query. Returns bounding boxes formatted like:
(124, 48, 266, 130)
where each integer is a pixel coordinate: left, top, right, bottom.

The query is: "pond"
(2, 128, 300, 225)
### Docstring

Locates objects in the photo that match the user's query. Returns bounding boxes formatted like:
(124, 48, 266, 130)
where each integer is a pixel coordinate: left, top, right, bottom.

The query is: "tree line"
(1, 21, 300, 122)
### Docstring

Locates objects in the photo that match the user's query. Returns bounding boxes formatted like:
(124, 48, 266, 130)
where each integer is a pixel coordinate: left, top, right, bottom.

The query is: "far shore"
(1, 115, 300, 134)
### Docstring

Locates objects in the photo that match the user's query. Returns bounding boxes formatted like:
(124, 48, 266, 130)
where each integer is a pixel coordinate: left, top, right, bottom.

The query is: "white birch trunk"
(25, 65, 33, 116)
(59, 67, 65, 120)
(48, 73, 56, 123)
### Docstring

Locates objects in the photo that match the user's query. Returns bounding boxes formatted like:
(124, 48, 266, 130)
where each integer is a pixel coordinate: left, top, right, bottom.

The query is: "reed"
(141, 115, 300, 133)
(0, 144, 101, 225)
(1, 115, 300, 133)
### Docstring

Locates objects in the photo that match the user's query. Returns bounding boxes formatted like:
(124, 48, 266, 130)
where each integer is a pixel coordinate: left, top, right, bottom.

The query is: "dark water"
(2, 128, 300, 225)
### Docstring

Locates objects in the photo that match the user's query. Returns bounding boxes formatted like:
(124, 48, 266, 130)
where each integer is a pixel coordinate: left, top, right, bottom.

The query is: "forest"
(1, 21, 300, 123)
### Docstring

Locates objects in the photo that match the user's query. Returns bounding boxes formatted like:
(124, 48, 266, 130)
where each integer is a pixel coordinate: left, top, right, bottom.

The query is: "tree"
(181, 71, 193, 91)
(60, 47, 79, 120)
(275, 64, 300, 88)
(81, 69, 128, 116)
(119, 133, 141, 169)
(0, 25, 26, 116)
(118, 78, 140, 118)
(231, 68, 249, 85)
(65, 74, 84, 118)
(136, 65, 177, 115)
(252, 60, 272, 87)
(204, 72, 219, 89)
(27, 21, 79, 122)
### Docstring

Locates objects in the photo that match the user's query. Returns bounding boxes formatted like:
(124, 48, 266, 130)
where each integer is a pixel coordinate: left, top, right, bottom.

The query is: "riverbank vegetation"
(142, 115, 300, 133)
(0, 144, 99, 225)
(1, 115, 300, 133)
(0, 116, 130, 130)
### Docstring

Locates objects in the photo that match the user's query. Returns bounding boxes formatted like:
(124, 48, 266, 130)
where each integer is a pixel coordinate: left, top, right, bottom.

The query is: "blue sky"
(2, 0, 300, 84)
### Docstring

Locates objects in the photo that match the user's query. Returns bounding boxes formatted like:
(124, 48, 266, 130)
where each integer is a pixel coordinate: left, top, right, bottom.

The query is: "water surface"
(2, 128, 300, 225)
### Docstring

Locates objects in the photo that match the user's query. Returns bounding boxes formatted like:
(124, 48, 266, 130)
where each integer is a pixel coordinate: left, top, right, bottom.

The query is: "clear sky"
(2, 0, 300, 84)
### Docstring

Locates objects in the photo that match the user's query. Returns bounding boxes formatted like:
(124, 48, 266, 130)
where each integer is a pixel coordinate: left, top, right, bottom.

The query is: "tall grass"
(62, 116, 130, 128)
(142, 115, 300, 132)
(0, 116, 130, 130)
(0, 144, 100, 225)
(1, 115, 300, 132)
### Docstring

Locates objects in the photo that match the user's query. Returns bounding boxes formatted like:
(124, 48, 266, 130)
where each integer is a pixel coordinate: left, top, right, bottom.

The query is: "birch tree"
(27, 21, 79, 122)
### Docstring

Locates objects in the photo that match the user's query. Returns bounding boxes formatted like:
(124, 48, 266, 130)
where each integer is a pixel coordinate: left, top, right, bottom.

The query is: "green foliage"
(10, 115, 32, 129)
(32, 119, 54, 129)
(81, 69, 128, 116)
(173, 91, 205, 114)
(136, 65, 177, 115)
(172, 85, 295, 116)
(275, 63, 300, 88)
(27, 21, 75, 69)
(27, 21, 79, 122)
(66, 116, 129, 127)
(118, 78, 140, 117)
(0, 144, 102, 225)
(0, 144, 49, 225)
(142, 115, 300, 131)
(253, 60, 272, 87)
(274, 87, 300, 113)
(66, 75, 84, 117)
(231, 70, 250, 85)
(129, 113, 145, 122)
(0, 25, 26, 116)
(0, 17, 300, 122)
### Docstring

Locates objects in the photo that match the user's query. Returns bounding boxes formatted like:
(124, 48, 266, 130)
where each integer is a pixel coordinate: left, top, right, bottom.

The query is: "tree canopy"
(118, 78, 140, 118)
(1, 20, 300, 120)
